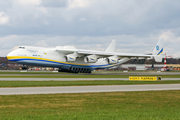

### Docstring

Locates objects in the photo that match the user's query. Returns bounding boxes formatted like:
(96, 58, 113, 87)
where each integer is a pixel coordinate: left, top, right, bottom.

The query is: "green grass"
(0, 74, 180, 78)
(0, 75, 129, 78)
(0, 71, 61, 74)
(0, 91, 180, 120)
(0, 70, 179, 75)
(0, 80, 180, 87)
(0, 71, 155, 74)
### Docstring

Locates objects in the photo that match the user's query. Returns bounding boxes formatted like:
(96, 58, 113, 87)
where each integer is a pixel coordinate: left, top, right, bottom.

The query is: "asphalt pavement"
(0, 84, 180, 95)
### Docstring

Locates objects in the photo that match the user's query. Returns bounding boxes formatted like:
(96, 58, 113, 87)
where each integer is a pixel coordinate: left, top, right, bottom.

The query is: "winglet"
(104, 40, 116, 52)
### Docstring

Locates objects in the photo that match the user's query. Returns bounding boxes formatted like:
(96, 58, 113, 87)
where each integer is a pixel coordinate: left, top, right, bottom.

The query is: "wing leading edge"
(56, 39, 164, 63)
(78, 39, 162, 58)
(78, 49, 152, 58)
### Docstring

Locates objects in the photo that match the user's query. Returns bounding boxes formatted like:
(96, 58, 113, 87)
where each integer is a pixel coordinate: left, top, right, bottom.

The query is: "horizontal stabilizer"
(154, 56, 163, 62)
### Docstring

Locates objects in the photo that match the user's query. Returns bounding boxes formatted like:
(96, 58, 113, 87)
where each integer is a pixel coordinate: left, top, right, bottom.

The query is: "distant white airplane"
(7, 39, 164, 73)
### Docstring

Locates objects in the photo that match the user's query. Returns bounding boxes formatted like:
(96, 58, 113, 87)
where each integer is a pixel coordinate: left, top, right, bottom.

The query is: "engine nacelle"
(64, 55, 76, 62)
(84, 55, 98, 63)
(106, 56, 118, 64)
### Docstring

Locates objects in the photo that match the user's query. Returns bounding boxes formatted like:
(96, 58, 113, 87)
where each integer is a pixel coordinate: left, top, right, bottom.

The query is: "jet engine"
(64, 52, 79, 62)
(64, 55, 76, 62)
(106, 56, 118, 64)
(84, 55, 98, 63)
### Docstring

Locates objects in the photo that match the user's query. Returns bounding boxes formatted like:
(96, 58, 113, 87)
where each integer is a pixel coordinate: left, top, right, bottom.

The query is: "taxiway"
(0, 78, 180, 81)
(0, 84, 180, 95)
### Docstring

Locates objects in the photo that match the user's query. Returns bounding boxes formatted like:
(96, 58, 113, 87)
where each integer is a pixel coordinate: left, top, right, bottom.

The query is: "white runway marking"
(0, 84, 180, 95)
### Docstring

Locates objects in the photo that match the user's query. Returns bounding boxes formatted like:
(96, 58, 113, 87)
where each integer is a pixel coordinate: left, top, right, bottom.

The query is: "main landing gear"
(58, 67, 92, 74)
(21, 65, 28, 70)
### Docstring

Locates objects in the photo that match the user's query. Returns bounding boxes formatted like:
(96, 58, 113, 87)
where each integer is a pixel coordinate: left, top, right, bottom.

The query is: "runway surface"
(0, 71, 180, 76)
(0, 84, 180, 95)
(0, 78, 180, 81)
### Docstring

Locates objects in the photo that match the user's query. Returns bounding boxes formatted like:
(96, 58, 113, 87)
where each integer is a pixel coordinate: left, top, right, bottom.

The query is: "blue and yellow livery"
(7, 39, 164, 73)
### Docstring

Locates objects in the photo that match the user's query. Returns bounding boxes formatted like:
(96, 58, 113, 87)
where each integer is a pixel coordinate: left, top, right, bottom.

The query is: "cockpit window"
(19, 47, 25, 49)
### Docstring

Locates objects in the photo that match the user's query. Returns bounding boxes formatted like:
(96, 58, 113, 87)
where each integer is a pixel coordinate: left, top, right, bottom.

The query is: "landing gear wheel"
(21, 65, 28, 70)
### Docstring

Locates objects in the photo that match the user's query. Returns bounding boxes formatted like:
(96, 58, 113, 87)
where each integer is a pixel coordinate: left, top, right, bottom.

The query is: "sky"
(0, 0, 180, 57)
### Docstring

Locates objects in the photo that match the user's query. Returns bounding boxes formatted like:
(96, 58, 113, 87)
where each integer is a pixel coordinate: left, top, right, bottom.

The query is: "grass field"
(0, 71, 160, 74)
(0, 71, 180, 78)
(0, 71, 180, 119)
(0, 70, 179, 74)
(0, 71, 59, 74)
(0, 71, 180, 87)
(0, 80, 180, 87)
(0, 74, 180, 78)
(0, 91, 180, 120)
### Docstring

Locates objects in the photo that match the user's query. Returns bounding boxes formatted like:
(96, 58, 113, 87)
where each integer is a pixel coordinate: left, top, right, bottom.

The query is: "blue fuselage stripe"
(9, 58, 113, 68)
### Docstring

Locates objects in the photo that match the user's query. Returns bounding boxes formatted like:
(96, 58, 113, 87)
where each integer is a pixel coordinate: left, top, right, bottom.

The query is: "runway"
(0, 71, 180, 76)
(0, 78, 180, 81)
(0, 84, 180, 95)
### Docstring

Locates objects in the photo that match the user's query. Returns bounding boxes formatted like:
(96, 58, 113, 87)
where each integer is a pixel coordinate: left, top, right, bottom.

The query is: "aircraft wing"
(56, 46, 78, 54)
(78, 49, 152, 58)
(56, 48, 152, 58)
(56, 49, 77, 54)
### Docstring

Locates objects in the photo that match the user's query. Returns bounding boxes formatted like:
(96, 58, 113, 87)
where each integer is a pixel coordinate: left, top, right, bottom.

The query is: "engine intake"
(84, 55, 98, 63)
(64, 55, 76, 62)
(106, 56, 118, 64)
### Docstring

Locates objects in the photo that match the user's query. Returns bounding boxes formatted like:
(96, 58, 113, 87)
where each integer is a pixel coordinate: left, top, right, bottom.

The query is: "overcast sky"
(0, 0, 180, 57)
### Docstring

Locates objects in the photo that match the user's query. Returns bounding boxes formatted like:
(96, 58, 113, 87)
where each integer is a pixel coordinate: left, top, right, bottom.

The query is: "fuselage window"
(19, 47, 25, 49)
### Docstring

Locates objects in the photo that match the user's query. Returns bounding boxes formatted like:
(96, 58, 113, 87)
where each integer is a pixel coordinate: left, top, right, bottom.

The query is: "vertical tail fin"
(151, 38, 164, 62)
(151, 38, 163, 55)
(105, 40, 116, 52)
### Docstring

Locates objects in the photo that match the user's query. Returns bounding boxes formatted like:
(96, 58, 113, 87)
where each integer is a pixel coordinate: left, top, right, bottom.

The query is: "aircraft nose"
(6, 50, 17, 60)
(7, 51, 14, 57)
(6, 52, 13, 60)
(7, 52, 12, 57)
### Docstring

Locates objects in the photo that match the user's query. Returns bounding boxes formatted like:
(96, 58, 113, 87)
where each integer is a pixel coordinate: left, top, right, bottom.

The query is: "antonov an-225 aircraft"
(7, 39, 164, 73)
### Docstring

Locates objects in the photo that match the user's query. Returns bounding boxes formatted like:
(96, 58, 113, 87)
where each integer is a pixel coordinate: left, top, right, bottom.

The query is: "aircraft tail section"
(151, 38, 163, 55)
(151, 38, 164, 62)
(105, 40, 116, 52)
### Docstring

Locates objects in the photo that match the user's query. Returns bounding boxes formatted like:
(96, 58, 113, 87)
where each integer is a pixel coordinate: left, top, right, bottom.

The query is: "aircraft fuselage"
(7, 46, 129, 73)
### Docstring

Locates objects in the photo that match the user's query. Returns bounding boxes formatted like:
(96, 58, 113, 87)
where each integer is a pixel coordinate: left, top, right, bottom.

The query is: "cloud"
(0, 11, 9, 25)
(41, 0, 67, 8)
(0, 0, 180, 36)
(0, 33, 177, 57)
(79, 17, 88, 21)
(68, 0, 91, 9)
(17, 0, 41, 6)
(0, 0, 180, 58)
(35, 40, 48, 47)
